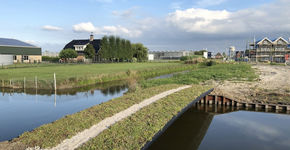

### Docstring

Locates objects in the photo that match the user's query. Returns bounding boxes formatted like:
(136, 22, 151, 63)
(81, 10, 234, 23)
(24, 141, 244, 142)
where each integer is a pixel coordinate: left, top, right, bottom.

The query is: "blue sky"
(1, 0, 289, 53)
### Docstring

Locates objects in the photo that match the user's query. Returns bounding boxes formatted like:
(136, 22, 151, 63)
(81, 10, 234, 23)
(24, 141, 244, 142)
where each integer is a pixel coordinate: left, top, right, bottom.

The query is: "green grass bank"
(77, 85, 211, 150)
(0, 62, 196, 90)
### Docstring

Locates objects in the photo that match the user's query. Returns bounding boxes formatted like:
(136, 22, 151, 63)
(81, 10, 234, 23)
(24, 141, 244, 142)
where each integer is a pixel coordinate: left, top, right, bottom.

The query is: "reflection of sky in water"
(0, 87, 127, 142)
(199, 111, 290, 150)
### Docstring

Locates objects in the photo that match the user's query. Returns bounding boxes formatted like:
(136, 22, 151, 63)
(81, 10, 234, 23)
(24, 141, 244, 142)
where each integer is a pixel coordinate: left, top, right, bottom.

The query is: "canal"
(0, 84, 128, 142)
(0, 71, 184, 142)
(147, 104, 290, 150)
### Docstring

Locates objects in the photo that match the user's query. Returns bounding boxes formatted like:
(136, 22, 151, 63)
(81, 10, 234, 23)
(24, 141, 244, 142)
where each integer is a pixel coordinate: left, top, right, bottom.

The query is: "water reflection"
(0, 84, 128, 142)
(147, 104, 290, 150)
(0, 81, 128, 96)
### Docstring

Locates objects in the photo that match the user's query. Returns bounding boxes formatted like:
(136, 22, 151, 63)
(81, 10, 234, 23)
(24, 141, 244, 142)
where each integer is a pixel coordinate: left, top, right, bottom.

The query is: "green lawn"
(0, 62, 196, 89)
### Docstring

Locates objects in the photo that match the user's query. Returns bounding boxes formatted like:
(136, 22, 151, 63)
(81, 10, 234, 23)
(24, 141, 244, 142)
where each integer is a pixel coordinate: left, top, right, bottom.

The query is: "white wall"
(0, 54, 13, 66)
(148, 54, 154, 60)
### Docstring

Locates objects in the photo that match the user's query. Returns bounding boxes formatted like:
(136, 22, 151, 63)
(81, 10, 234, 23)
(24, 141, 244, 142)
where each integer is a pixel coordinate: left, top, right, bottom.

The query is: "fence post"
(24, 77, 26, 89)
(35, 76, 38, 89)
(10, 79, 12, 88)
(54, 73, 57, 91)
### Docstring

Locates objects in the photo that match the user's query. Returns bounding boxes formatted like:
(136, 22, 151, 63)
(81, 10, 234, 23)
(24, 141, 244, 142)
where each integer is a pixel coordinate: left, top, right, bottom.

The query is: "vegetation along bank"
(3, 62, 258, 150)
(0, 62, 196, 90)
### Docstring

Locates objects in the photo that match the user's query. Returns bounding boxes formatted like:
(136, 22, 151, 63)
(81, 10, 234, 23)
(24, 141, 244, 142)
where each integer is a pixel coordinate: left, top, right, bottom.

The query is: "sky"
(1, 0, 290, 54)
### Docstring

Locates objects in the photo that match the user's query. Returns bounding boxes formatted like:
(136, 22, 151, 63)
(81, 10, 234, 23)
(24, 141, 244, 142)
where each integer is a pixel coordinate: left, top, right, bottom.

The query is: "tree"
(194, 50, 207, 55)
(99, 36, 109, 60)
(115, 37, 121, 62)
(59, 49, 78, 62)
(125, 40, 132, 61)
(222, 52, 227, 58)
(108, 36, 116, 60)
(84, 44, 96, 59)
(132, 43, 148, 62)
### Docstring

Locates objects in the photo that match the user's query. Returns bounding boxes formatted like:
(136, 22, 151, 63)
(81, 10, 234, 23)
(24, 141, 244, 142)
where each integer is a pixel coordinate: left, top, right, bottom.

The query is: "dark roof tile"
(0, 38, 36, 47)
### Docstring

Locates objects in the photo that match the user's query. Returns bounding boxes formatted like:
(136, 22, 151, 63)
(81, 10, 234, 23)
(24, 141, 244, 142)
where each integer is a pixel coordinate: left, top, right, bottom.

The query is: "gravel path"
(47, 85, 191, 150)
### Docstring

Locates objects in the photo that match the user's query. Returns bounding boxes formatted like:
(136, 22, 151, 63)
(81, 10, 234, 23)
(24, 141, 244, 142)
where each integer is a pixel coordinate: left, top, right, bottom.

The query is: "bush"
(42, 56, 60, 63)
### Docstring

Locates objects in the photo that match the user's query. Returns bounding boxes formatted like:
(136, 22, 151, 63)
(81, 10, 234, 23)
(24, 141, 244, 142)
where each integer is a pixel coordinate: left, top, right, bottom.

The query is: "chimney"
(90, 32, 94, 41)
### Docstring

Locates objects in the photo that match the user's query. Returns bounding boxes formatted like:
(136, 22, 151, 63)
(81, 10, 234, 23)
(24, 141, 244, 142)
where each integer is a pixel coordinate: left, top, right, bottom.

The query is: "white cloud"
(73, 22, 142, 37)
(167, 8, 230, 33)
(42, 25, 62, 31)
(73, 22, 100, 33)
(166, 0, 290, 34)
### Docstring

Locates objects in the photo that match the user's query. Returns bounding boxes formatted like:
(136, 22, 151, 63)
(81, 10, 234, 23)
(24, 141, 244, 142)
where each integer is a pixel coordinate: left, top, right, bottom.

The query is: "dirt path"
(42, 85, 191, 150)
(212, 64, 290, 104)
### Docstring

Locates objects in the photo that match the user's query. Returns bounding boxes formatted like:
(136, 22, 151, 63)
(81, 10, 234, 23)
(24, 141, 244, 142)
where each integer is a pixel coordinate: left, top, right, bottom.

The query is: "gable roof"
(64, 39, 101, 53)
(0, 38, 37, 47)
(272, 37, 289, 44)
(256, 37, 289, 45)
(257, 37, 272, 45)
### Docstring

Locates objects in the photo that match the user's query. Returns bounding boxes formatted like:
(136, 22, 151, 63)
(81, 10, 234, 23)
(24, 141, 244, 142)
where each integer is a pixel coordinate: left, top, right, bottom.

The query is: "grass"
(13, 84, 182, 148)
(141, 63, 258, 88)
(0, 62, 196, 89)
(11, 62, 258, 149)
(77, 85, 211, 150)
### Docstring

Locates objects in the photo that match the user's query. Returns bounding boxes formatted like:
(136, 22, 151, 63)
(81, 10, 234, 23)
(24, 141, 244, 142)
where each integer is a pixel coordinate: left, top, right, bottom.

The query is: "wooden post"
(35, 76, 38, 89)
(54, 73, 57, 91)
(23, 77, 26, 89)
(10, 79, 12, 88)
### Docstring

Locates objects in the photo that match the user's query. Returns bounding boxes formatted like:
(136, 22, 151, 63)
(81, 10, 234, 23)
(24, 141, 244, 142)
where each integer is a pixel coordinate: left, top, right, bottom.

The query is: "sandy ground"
(211, 64, 290, 104)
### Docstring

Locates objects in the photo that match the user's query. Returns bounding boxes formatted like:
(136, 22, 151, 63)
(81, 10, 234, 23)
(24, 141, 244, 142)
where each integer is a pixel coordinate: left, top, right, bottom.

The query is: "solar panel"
(0, 38, 36, 47)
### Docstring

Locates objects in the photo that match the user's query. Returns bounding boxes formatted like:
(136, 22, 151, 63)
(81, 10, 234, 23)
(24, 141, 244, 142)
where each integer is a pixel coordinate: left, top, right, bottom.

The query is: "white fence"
(0, 54, 13, 66)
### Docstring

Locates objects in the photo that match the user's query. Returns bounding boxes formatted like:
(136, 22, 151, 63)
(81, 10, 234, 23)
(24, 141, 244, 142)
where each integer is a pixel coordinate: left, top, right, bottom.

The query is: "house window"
(13, 55, 17, 60)
(23, 55, 29, 60)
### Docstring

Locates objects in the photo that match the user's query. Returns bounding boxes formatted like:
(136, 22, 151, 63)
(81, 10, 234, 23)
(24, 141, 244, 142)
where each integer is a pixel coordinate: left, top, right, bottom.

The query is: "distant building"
(148, 54, 154, 61)
(149, 51, 193, 60)
(215, 52, 223, 59)
(64, 34, 101, 61)
(42, 50, 59, 57)
(235, 51, 245, 60)
(0, 38, 42, 65)
(207, 52, 213, 58)
(249, 37, 290, 63)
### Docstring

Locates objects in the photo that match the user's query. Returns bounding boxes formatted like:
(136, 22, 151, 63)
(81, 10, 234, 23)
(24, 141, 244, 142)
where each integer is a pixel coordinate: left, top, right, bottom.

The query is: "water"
(0, 84, 128, 141)
(147, 105, 290, 150)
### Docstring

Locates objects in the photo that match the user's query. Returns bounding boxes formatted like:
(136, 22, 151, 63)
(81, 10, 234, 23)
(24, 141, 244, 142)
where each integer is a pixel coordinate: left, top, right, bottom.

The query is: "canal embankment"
(210, 64, 290, 105)
(3, 62, 281, 150)
(0, 63, 197, 90)
(6, 84, 183, 149)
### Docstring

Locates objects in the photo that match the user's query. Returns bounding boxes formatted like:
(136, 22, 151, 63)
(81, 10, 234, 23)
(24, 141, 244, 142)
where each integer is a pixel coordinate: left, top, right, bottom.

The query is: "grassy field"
(141, 63, 257, 88)
(0, 62, 197, 89)
(8, 62, 258, 149)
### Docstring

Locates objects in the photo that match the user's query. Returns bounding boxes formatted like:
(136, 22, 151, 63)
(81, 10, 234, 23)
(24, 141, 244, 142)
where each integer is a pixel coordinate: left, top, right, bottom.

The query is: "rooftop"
(0, 38, 37, 47)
